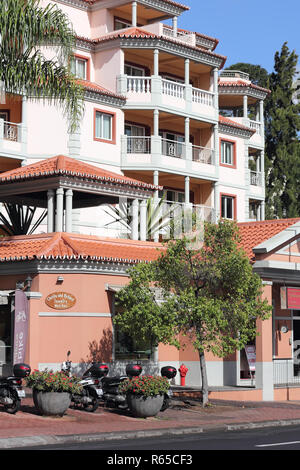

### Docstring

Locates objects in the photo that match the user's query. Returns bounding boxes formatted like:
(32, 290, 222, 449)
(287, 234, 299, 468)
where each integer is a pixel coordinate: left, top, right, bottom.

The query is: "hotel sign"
(45, 292, 76, 310)
(280, 287, 300, 310)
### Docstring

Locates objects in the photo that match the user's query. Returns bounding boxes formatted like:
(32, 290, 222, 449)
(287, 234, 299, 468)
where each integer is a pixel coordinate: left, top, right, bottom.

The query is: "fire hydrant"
(179, 364, 188, 386)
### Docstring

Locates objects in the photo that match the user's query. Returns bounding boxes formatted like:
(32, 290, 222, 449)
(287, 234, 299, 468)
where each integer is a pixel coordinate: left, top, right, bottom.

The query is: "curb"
(2, 419, 300, 449)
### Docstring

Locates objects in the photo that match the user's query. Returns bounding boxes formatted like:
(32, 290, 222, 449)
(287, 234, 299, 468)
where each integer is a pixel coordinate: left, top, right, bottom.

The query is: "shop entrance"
(293, 313, 300, 376)
(0, 297, 13, 375)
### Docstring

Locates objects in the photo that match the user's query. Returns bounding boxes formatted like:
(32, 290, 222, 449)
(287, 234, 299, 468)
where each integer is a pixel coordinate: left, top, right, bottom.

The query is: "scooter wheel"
(4, 391, 21, 414)
(83, 397, 99, 412)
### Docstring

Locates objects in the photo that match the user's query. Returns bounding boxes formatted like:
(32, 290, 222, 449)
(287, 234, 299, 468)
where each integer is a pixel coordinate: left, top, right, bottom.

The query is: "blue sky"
(176, 0, 299, 73)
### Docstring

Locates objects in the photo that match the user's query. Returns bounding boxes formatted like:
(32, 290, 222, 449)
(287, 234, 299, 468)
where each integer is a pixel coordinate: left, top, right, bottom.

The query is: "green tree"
(0, 0, 84, 132)
(264, 43, 300, 219)
(115, 220, 271, 406)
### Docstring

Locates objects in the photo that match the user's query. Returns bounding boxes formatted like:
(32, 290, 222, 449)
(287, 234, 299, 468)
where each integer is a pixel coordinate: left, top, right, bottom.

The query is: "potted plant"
(119, 375, 170, 418)
(25, 369, 82, 417)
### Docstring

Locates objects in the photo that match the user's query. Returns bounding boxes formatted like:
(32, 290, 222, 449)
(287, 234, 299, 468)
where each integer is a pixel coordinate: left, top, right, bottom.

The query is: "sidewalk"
(1, 390, 300, 449)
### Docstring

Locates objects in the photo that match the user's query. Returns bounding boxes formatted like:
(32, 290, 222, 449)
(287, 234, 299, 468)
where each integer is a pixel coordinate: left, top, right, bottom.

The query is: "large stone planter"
(33, 390, 71, 416)
(127, 394, 164, 418)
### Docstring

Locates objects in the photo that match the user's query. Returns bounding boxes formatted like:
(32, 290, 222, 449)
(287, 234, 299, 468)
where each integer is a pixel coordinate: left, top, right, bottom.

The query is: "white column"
(55, 188, 64, 232)
(214, 123, 219, 166)
(213, 68, 219, 109)
(131, 199, 139, 240)
(65, 189, 73, 233)
(185, 59, 190, 86)
(153, 49, 159, 77)
(172, 16, 178, 37)
(132, 1, 137, 27)
(153, 171, 159, 242)
(185, 176, 190, 204)
(153, 109, 159, 136)
(243, 95, 248, 118)
(140, 200, 147, 241)
(47, 190, 55, 233)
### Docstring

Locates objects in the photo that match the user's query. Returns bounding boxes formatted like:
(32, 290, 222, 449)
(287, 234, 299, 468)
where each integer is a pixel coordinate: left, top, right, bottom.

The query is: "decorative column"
(153, 49, 159, 77)
(172, 16, 178, 38)
(153, 109, 159, 136)
(55, 188, 64, 232)
(255, 281, 274, 401)
(243, 94, 248, 119)
(153, 171, 159, 242)
(65, 189, 73, 233)
(185, 59, 190, 86)
(47, 190, 55, 233)
(140, 200, 147, 241)
(132, 1, 137, 27)
(185, 176, 190, 204)
(213, 68, 219, 110)
(131, 199, 139, 240)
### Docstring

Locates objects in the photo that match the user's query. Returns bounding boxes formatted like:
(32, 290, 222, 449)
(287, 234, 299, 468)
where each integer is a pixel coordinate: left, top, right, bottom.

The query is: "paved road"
(11, 425, 300, 452)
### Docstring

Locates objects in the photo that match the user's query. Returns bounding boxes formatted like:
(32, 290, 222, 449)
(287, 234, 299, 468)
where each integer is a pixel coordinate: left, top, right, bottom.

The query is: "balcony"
(250, 171, 263, 187)
(118, 75, 217, 120)
(0, 119, 27, 156)
(121, 135, 216, 178)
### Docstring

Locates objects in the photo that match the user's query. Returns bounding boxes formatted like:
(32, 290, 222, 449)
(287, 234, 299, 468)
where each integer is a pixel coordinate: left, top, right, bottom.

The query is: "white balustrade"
(249, 120, 262, 135)
(127, 76, 151, 94)
(192, 87, 214, 107)
(162, 79, 185, 99)
(250, 171, 262, 186)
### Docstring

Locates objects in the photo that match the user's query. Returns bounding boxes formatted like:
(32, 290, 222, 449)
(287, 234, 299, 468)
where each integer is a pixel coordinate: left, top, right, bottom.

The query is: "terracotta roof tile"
(219, 79, 271, 95)
(0, 233, 163, 263)
(0, 155, 161, 190)
(237, 218, 300, 261)
(219, 115, 255, 133)
(77, 79, 126, 100)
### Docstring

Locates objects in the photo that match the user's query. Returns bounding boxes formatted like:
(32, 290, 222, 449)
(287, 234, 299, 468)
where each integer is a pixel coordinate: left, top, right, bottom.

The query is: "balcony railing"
(127, 77, 151, 94)
(125, 136, 215, 165)
(162, 26, 196, 46)
(192, 87, 214, 107)
(192, 145, 214, 164)
(2, 121, 22, 142)
(249, 120, 262, 135)
(250, 171, 262, 186)
(162, 78, 185, 99)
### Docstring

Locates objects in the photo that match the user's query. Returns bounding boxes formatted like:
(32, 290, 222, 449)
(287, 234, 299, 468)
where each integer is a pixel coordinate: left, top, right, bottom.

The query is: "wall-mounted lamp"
(25, 276, 32, 292)
(56, 276, 64, 284)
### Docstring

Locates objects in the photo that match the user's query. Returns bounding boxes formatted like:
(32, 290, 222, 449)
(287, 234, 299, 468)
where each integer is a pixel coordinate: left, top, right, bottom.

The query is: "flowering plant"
(25, 369, 82, 394)
(119, 375, 170, 397)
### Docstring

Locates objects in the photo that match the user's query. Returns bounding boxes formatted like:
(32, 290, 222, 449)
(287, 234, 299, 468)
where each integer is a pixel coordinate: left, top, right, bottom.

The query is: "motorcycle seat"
(101, 376, 126, 386)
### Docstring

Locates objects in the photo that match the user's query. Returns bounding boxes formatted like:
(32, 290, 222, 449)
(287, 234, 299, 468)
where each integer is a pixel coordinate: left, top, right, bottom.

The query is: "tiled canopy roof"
(78, 79, 126, 100)
(219, 79, 271, 95)
(219, 115, 255, 133)
(0, 233, 162, 264)
(0, 155, 161, 190)
(1, 219, 300, 265)
(237, 218, 300, 261)
(80, 0, 189, 10)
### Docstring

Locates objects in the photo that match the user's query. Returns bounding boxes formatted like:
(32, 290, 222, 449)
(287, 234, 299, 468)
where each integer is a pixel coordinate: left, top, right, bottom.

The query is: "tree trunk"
(199, 351, 209, 407)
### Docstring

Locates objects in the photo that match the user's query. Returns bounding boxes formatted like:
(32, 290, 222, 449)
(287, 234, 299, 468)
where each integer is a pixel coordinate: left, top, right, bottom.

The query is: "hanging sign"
(45, 292, 76, 310)
(244, 345, 256, 372)
(13, 290, 29, 364)
(280, 287, 300, 310)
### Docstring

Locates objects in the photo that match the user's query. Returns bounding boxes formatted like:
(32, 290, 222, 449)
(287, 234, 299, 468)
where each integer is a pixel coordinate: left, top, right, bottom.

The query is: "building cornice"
(218, 123, 254, 139)
(218, 85, 269, 101)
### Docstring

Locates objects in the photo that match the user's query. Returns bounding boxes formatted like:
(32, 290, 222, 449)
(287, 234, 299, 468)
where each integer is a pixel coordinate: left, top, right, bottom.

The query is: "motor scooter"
(0, 363, 31, 414)
(61, 351, 104, 412)
(97, 363, 177, 412)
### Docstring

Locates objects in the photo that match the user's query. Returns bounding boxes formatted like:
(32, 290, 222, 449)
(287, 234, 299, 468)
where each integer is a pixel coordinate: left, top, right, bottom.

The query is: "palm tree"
(0, 0, 84, 132)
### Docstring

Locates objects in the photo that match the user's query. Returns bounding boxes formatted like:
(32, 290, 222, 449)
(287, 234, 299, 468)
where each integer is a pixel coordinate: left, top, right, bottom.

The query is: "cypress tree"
(264, 42, 300, 219)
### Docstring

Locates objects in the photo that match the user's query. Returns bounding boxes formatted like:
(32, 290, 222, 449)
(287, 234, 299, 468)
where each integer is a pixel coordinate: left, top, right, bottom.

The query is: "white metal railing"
(127, 76, 151, 94)
(162, 78, 185, 99)
(161, 201, 215, 225)
(127, 136, 151, 154)
(250, 171, 262, 186)
(192, 145, 214, 165)
(3, 121, 22, 142)
(192, 87, 214, 107)
(273, 358, 300, 385)
(249, 120, 262, 135)
(161, 138, 185, 159)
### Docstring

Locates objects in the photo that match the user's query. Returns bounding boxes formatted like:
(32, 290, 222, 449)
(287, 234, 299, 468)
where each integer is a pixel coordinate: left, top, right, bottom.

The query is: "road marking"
(256, 441, 300, 448)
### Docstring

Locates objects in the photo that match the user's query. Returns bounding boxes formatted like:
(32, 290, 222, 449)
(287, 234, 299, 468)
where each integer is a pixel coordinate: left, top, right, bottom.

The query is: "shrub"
(119, 375, 169, 397)
(25, 369, 82, 394)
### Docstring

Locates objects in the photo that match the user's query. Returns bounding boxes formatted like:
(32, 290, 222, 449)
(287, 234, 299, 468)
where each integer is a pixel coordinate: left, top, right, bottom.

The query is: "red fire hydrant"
(179, 364, 188, 386)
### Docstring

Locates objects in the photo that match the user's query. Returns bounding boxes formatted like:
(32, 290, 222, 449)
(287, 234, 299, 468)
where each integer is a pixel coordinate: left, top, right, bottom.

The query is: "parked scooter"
(0, 363, 31, 414)
(61, 351, 103, 412)
(95, 363, 177, 412)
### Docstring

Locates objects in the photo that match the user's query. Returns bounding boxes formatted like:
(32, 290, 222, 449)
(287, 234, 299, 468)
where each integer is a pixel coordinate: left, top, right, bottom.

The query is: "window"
(125, 64, 145, 77)
(220, 139, 236, 167)
(221, 194, 236, 220)
(70, 55, 89, 80)
(159, 189, 185, 203)
(114, 18, 132, 31)
(94, 109, 115, 143)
